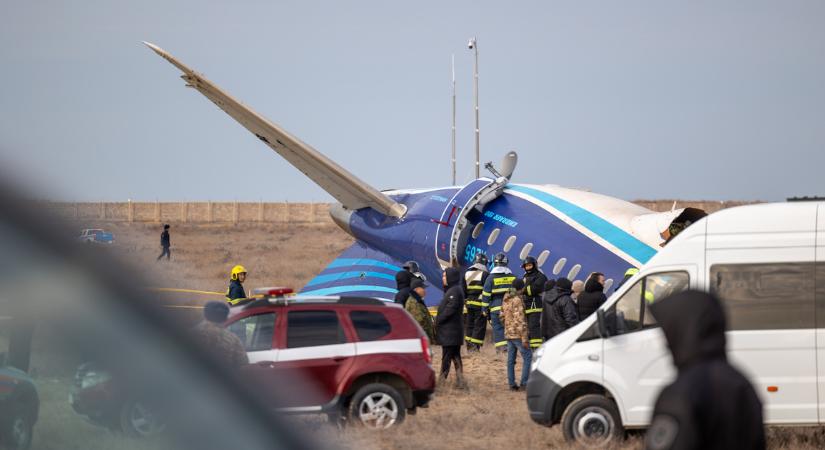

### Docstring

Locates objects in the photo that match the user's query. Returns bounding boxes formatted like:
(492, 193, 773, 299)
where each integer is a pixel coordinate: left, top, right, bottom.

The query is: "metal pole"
(470, 37, 480, 179)
(451, 54, 457, 185)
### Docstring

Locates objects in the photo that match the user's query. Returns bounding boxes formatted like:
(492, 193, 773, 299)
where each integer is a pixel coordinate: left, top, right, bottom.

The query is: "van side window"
(606, 271, 689, 336)
(710, 263, 814, 330)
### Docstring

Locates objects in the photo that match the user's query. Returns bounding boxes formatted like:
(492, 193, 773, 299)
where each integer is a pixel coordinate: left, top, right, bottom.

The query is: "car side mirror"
(596, 309, 609, 338)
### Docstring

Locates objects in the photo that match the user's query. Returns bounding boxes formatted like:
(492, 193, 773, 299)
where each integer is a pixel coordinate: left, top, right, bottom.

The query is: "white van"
(526, 201, 825, 445)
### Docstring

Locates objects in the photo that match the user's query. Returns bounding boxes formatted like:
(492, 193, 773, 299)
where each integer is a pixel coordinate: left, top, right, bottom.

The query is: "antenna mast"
(469, 37, 480, 179)
(451, 54, 457, 185)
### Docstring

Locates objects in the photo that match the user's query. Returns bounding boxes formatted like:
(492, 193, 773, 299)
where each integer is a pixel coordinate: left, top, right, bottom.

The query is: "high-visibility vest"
(465, 267, 489, 307)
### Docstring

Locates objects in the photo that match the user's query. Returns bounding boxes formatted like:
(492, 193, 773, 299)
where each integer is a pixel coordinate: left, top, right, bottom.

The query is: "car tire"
(560, 394, 623, 447)
(119, 398, 166, 438)
(349, 383, 406, 430)
(2, 411, 33, 450)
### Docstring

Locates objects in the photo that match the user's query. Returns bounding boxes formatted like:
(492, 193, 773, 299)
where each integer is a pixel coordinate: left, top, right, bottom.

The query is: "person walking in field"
(405, 278, 435, 343)
(156, 224, 171, 261)
(435, 267, 466, 388)
(501, 278, 532, 391)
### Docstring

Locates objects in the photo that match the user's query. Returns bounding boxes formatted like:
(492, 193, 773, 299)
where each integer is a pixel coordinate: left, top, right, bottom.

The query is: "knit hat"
(555, 277, 573, 291)
(204, 301, 230, 323)
(512, 278, 525, 291)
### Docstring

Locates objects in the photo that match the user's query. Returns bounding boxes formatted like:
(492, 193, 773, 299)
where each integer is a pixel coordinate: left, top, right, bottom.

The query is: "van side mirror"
(596, 309, 609, 338)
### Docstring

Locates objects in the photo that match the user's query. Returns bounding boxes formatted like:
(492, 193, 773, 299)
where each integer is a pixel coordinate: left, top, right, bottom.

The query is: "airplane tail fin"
(143, 42, 406, 218)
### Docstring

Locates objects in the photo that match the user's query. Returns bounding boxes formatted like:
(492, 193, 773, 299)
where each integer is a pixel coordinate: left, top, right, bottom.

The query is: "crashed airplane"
(145, 42, 705, 306)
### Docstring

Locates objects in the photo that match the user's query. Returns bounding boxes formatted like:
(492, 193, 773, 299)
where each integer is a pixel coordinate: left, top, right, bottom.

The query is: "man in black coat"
(436, 267, 466, 388)
(540, 277, 579, 340)
(645, 291, 764, 450)
(576, 273, 607, 319)
(394, 270, 412, 304)
(156, 224, 171, 261)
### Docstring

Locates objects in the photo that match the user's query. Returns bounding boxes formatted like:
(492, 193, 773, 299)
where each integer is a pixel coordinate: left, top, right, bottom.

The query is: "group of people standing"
(395, 253, 612, 390)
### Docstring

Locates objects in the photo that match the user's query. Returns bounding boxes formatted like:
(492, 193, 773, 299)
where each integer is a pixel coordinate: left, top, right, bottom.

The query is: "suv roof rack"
(240, 295, 389, 311)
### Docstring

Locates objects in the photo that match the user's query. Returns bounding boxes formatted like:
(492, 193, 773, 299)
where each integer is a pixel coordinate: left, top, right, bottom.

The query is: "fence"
(45, 202, 330, 224)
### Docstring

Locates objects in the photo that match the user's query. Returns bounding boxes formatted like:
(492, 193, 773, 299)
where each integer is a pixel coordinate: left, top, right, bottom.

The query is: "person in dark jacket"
(540, 277, 579, 340)
(436, 267, 466, 388)
(394, 270, 413, 304)
(576, 273, 607, 319)
(225, 265, 248, 306)
(645, 290, 764, 450)
(156, 224, 171, 261)
(521, 256, 547, 350)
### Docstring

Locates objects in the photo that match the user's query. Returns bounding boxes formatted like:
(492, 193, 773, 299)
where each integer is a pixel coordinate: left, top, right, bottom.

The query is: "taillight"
(420, 336, 432, 364)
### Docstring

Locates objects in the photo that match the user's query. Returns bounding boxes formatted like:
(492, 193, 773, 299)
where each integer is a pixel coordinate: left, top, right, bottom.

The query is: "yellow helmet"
(230, 265, 248, 280)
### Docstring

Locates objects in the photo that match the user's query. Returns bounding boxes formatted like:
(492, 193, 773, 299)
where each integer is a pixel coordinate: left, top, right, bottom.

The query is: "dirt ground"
(53, 220, 825, 449)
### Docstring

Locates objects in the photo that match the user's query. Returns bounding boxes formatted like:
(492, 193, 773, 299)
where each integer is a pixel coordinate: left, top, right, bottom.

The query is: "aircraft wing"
(300, 241, 444, 307)
(144, 42, 406, 218)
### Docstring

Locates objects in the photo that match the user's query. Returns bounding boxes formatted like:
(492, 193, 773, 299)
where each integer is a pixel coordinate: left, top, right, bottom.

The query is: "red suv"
(226, 290, 435, 429)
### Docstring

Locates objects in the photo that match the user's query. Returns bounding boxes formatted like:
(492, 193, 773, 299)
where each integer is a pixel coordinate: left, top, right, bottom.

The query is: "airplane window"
(537, 250, 550, 267)
(519, 243, 533, 261)
(567, 264, 582, 280)
(471, 222, 484, 239)
(503, 235, 517, 252)
(487, 228, 501, 245)
(604, 278, 614, 292)
(553, 258, 567, 275)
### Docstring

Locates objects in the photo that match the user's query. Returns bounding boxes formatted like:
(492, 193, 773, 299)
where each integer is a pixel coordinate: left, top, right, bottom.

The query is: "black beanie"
(512, 278, 525, 291)
(204, 301, 230, 323)
(555, 277, 573, 291)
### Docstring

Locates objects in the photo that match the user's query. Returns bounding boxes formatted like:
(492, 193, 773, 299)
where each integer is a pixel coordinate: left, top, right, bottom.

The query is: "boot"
(455, 368, 468, 390)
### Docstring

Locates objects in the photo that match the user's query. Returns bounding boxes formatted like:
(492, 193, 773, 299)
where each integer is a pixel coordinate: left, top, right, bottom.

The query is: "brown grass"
(31, 221, 825, 449)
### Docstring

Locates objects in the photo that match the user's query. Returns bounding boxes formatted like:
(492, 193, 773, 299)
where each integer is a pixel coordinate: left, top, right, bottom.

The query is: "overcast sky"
(1, 1, 823, 202)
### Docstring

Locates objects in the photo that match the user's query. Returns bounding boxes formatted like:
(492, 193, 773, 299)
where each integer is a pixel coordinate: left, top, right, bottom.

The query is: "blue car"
(77, 229, 114, 245)
(0, 362, 39, 450)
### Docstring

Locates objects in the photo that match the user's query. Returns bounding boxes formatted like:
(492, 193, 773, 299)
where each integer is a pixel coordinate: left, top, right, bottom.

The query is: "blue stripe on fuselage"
(507, 185, 657, 264)
(305, 271, 396, 286)
(299, 285, 398, 296)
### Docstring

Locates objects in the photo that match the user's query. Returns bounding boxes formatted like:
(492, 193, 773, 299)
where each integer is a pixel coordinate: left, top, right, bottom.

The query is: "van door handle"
(588, 354, 599, 362)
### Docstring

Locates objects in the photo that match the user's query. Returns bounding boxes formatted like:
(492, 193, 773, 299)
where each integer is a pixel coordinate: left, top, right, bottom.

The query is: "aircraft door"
(434, 178, 501, 267)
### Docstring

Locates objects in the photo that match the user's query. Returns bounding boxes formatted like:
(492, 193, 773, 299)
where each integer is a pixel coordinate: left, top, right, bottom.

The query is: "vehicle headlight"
(531, 345, 545, 372)
(80, 371, 111, 389)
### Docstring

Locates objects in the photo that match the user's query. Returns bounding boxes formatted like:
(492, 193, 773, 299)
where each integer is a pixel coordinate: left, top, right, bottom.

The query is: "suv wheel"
(560, 394, 623, 447)
(2, 412, 33, 450)
(120, 398, 166, 438)
(349, 383, 405, 430)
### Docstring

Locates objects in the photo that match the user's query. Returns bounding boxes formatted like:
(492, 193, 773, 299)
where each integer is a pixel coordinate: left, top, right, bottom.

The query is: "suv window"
(606, 271, 689, 336)
(229, 313, 276, 351)
(711, 262, 815, 330)
(350, 311, 392, 341)
(287, 311, 346, 348)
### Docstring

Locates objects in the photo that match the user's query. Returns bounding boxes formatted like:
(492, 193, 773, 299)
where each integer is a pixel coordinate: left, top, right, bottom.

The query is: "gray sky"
(2, 1, 823, 202)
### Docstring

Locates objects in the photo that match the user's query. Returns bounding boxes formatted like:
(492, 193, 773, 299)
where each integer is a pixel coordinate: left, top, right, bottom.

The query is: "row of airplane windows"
(471, 220, 614, 291)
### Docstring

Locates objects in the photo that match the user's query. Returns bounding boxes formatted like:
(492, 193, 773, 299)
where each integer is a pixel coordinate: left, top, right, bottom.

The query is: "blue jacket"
(481, 267, 515, 314)
(226, 279, 247, 305)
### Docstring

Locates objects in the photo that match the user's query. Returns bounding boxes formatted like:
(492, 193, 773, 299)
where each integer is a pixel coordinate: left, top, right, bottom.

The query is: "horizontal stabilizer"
(144, 42, 406, 218)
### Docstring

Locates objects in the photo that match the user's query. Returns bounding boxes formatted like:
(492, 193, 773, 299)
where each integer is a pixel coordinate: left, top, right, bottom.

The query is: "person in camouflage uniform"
(405, 278, 435, 343)
(501, 279, 532, 390)
(192, 301, 249, 369)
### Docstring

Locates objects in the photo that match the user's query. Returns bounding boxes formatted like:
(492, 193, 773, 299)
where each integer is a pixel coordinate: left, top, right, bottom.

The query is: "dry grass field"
(27, 220, 825, 449)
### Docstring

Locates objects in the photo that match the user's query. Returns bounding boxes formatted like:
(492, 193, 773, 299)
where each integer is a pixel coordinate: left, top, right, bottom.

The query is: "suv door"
(227, 311, 279, 405)
(275, 309, 355, 409)
(601, 270, 691, 426)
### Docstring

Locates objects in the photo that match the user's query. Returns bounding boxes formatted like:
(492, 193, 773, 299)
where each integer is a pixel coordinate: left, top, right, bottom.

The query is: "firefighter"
(521, 256, 547, 350)
(464, 253, 489, 352)
(226, 265, 248, 306)
(481, 252, 515, 353)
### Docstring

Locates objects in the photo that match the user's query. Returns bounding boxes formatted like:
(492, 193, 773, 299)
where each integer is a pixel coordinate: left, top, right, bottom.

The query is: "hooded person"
(394, 270, 413, 304)
(576, 273, 607, 319)
(435, 267, 466, 388)
(405, 278, 435, 343)
(645, 291, 764, 450)
(541, 277, 579, 340)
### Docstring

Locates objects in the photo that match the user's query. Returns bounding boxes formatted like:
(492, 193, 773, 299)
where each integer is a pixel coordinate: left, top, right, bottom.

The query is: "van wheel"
(349, 383, 406, 430)
(561, 394, 623, 447)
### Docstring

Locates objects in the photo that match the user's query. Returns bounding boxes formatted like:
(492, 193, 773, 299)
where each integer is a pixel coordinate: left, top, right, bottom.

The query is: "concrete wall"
(45, 200, 757, 224)
(46, 202, 330, 224)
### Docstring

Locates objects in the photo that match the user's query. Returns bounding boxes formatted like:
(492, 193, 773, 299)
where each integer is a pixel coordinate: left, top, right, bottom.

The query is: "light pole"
(468, 37, 480, 179)
(451, 54, 457, 186)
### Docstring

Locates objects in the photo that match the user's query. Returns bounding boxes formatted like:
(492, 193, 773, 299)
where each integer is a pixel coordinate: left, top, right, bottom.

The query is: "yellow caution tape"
(148, 288, 226, 296)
